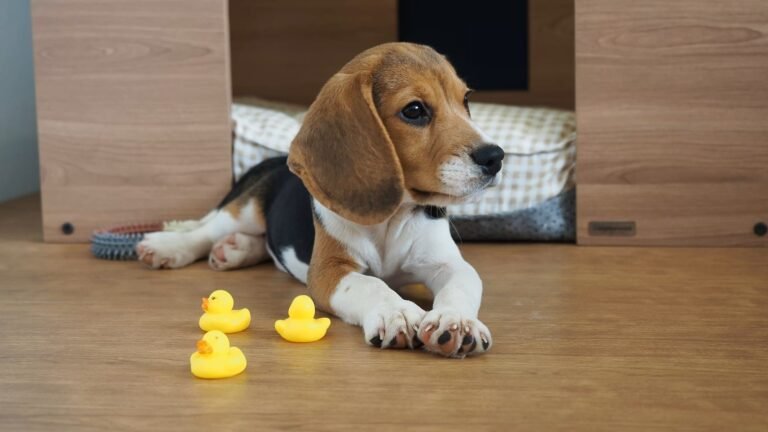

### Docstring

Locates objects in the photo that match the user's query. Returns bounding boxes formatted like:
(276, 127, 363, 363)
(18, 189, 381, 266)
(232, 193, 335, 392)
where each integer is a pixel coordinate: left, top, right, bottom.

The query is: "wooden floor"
(1, 195, 767, 431)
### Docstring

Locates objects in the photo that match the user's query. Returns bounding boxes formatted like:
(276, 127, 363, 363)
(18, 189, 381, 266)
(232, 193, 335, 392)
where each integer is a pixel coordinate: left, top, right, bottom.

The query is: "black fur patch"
(219, 157, 315, 276)
(264, 167, 315, 272)
(217, 156, 288, 209)
(423, 206, 447, 219)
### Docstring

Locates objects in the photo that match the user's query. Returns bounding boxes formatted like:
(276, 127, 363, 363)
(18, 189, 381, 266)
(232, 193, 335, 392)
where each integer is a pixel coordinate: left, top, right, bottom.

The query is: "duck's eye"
(463, 90, 473, 117)
(211, 297, 216, 300)
(399, 101, 431, 126)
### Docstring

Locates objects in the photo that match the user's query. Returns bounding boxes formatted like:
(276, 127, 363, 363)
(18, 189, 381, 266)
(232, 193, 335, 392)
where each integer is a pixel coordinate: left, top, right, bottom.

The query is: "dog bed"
(231, 97, 575, 241)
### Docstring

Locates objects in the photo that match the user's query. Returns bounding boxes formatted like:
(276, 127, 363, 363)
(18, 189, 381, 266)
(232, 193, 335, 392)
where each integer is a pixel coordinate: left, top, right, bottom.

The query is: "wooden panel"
(229, 0, 397, 105)
(230, 0, 574, 109)
(576, 0, 768, 246)
(31, 0, 233, 242)
(475, 0, 574, 109)
(4, 195, 768, 430)
(578, 185, 768, 246)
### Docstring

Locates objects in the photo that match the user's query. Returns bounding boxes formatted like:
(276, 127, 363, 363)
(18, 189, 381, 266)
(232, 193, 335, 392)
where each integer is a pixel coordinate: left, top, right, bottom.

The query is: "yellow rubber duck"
(199, 289, 251, 333)
(275, 295, 331, 342)
(190, 330, 247, 379)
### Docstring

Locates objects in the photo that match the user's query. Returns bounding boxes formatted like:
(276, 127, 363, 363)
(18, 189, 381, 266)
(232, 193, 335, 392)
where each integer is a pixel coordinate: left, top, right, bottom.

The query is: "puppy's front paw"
(362, 301, 426, 349)
(136, 232, 198, 269)
(417, 309, 492, 358)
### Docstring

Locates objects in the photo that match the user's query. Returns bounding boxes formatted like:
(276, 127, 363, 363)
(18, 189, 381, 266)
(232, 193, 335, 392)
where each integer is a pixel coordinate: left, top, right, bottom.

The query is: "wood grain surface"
(576, 0, 768, 246)
(229, 0, 574, 109)
(229, 0, 398, 105)
(2, 195, 767, 431)
(31, 0, 233, 243)
(477, 0, 575, 109)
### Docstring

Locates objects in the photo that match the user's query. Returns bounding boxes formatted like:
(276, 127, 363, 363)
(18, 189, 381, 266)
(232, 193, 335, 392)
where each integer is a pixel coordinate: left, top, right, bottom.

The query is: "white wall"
(0, 0, 39, 203)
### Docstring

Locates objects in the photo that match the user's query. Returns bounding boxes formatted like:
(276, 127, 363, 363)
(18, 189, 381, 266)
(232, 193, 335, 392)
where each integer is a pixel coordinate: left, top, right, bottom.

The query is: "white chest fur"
(312, 200, 431, 279)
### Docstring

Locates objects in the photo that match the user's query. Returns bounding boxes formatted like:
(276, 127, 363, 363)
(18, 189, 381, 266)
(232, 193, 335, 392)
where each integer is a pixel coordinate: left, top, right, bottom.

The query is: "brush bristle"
(91, 223, 163, 261)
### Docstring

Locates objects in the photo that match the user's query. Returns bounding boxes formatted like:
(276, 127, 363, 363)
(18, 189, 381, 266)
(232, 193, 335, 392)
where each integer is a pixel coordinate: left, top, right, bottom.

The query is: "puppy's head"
(288, 43, 503, 225)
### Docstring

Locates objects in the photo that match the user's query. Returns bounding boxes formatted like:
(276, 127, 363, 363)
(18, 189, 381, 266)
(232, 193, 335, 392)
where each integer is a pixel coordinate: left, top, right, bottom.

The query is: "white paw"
(208, 233, 259, 271)
(362, 300, 426, 349)
(136, 232, 200, 269)
(417, 309, 492, 358)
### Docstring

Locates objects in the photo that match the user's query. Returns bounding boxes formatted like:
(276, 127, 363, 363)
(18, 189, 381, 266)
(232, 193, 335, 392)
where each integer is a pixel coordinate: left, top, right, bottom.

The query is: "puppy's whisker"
(448, 217, 463, 245)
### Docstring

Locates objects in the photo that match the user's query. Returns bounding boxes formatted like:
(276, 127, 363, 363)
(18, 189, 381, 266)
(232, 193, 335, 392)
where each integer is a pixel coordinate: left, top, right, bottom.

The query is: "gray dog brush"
(91, 223, 163, 260)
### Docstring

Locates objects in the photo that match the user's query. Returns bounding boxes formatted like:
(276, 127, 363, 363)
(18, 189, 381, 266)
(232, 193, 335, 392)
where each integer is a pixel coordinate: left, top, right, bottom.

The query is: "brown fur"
(223, 201, 241, 220)
(287, 60, 405, 226)
(288, 42, 485, 226)
(307, 219, 360, 312)
(222, 197, 265, 229)
(373, 48, 484, 203)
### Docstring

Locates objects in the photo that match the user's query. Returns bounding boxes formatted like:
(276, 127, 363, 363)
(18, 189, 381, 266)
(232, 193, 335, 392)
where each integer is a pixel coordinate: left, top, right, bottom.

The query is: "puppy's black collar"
(421, 206, 447, 219)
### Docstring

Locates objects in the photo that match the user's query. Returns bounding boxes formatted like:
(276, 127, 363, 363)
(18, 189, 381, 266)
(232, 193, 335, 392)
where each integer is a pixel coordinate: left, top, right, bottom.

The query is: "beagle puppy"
(137, 43, 504, 357)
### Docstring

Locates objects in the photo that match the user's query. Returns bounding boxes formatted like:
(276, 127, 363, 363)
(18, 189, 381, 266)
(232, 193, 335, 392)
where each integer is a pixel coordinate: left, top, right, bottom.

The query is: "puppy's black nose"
(470, 144, 505, 176)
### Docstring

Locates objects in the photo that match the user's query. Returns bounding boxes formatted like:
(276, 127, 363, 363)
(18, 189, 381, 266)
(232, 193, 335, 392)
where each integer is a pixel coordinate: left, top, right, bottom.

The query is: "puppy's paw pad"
(418, 310, 492, 358)
(208, 233, 252, 271)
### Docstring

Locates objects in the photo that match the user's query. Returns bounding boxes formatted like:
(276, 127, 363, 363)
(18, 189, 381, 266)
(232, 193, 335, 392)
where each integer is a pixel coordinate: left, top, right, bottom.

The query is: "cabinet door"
(576, 0, 768, 246)
(32, 0, 232, 242)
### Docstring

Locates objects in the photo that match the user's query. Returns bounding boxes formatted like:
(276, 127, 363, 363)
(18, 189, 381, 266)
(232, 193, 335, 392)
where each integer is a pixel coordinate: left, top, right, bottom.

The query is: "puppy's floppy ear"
(288, 71, 405, 225)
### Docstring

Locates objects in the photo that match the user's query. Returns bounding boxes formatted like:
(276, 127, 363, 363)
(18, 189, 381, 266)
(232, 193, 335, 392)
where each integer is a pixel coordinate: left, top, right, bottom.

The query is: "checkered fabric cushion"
(231, 98, 575, 215)
(456, 103, 576, 215)
(232, 97, 306, 179)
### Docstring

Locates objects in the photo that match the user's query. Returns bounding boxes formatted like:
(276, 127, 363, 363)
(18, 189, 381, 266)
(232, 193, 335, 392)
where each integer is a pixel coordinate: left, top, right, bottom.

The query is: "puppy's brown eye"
(399, 101, 430, 126)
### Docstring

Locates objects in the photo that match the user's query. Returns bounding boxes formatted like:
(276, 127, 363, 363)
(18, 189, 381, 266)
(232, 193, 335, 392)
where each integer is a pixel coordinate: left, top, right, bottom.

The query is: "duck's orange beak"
(196, 339, 212, 354)
(201, 297, 209, 312)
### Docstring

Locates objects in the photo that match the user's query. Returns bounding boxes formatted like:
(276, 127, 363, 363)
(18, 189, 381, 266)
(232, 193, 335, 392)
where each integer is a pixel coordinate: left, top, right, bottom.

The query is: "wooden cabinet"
(31, 0, 233, 242)
(33, 0, 765, 246)
(576, 0, 768, 246)
(31, 0, 575, 243)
